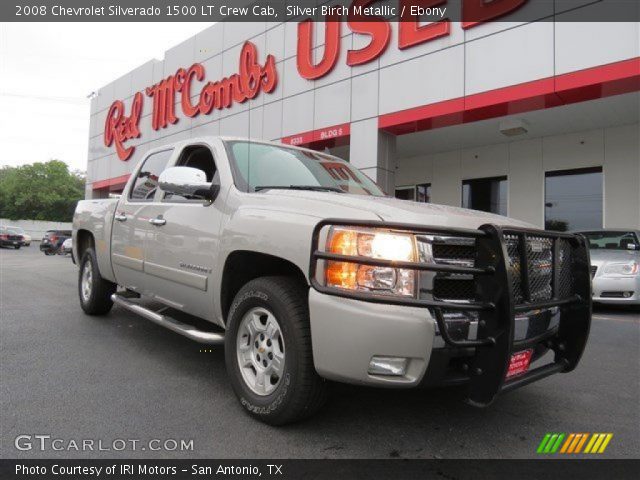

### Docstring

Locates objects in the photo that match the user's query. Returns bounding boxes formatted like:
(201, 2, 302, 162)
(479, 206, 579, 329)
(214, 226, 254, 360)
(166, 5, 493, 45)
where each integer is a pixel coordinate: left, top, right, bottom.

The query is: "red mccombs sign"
(104, 41, 277, 160)
(104, 0, 526, 160)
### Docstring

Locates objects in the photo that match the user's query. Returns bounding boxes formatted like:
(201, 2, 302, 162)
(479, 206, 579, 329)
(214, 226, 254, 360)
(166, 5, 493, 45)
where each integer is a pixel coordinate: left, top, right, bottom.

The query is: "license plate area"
(506, 349, 533, 379)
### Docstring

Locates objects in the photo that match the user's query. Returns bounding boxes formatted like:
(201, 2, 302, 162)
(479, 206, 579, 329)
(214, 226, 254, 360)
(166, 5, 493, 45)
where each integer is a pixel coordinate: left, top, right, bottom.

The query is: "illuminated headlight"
(603, 261, 639, 276)
(324, 227, 417, 297)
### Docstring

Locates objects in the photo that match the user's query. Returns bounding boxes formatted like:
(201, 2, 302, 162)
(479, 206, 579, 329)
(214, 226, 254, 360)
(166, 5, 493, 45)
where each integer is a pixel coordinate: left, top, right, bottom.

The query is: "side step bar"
(111, 293, 225, 345)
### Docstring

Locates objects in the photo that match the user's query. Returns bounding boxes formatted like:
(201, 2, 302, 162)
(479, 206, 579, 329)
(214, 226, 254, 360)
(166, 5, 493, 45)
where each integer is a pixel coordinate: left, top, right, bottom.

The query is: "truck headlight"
(324, 227, 416, 297)
(603, 261, 639, 276)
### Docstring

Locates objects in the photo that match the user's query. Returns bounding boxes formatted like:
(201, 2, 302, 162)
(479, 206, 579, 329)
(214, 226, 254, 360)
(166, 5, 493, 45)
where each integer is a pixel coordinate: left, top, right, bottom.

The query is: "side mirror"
(158, 166, 216, 201)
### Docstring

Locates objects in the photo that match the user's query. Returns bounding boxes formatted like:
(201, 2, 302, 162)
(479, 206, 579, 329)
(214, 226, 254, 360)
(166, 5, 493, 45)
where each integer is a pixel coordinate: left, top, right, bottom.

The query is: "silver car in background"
(578, 229, 640, 306)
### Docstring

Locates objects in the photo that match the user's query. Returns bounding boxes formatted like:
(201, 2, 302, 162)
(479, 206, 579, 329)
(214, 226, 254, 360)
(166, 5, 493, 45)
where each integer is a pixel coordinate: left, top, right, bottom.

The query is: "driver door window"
(129, 149, 174, 201)
(162, 145, 219, 202)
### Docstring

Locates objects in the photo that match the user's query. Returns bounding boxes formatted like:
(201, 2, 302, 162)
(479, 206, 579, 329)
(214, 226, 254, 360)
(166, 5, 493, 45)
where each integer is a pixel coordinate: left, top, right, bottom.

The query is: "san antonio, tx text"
(16, 464, 284, 476)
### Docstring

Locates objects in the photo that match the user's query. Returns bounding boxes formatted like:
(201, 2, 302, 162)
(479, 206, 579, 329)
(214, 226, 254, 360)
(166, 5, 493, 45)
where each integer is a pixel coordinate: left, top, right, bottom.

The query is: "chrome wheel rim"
(81, 260, 93, 302)
(236, 307, 285, 396)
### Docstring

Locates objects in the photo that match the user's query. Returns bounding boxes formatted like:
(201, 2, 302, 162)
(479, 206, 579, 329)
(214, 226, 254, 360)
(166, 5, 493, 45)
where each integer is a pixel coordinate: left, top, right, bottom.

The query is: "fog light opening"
(368, 356, 408, 376)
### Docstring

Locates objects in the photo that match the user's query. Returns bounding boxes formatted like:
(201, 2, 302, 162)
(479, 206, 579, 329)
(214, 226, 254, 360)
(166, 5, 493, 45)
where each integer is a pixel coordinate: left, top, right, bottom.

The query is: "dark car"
(40, 230, 72, 255)
(0, 226, 24, 249)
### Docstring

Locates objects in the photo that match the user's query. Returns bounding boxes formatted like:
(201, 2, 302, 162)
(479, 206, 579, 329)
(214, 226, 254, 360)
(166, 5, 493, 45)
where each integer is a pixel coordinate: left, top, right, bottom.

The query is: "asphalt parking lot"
(1, 245, 638, 459)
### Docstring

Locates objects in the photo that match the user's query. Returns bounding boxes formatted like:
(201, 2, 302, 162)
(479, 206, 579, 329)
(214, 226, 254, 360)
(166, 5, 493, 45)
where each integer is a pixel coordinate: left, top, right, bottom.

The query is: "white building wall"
(604, 124, 640, 229)
(395, 123, 640, 229)
(88, 11, 639, 183)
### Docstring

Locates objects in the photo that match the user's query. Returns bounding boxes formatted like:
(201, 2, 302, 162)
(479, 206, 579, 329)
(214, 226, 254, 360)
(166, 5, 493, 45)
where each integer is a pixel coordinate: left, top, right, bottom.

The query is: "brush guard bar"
(309, 219, 592, 406)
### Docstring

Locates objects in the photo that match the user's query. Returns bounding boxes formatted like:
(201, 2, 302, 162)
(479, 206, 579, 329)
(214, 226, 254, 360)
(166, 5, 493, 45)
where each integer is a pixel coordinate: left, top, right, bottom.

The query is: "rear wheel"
(225, 276, 327, 425)
(79, 247, 116, 315)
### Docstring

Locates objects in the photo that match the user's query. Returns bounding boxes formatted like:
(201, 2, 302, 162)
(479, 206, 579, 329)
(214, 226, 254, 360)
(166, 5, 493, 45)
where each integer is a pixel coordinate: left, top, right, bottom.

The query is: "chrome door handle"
(149, 217, 166, 226)
(114, 213, 127, 222)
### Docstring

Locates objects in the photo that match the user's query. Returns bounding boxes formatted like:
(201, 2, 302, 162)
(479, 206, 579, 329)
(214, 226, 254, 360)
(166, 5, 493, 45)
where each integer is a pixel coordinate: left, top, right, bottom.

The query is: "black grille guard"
(309, 219, 592, 406)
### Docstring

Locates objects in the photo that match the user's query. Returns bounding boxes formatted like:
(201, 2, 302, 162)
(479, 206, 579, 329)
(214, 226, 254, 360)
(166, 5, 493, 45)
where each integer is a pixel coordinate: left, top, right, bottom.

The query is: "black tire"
(78, 247, 116, 315)
(225, 276, 327, 425)
(14, 245, 20, 249)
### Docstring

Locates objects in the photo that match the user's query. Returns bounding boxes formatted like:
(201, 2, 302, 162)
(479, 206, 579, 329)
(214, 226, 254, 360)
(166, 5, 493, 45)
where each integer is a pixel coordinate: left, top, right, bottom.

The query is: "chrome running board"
(111, 293, 224, 345)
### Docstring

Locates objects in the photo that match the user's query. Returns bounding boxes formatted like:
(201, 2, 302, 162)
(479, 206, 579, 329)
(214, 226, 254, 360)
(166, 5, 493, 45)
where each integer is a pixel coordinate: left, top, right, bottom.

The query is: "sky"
(0, 22, 212, 172)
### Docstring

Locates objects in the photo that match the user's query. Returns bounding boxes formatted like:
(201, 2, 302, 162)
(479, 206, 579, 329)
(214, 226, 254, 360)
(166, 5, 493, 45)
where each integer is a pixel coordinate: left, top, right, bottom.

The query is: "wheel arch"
(75, 229, 95, 261)
(220, 250, 309, 326)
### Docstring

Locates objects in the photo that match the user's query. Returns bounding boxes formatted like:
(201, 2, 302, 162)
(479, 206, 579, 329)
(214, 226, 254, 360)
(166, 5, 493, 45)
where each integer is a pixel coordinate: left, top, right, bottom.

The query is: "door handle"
(114, 213, 127, 222)
(149, 217, 166, 226)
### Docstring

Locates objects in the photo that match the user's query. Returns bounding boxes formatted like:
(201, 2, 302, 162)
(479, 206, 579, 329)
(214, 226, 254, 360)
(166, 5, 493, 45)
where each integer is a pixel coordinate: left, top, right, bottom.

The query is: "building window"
(545, 167, 603, 232)
(395, 183, 431, 202)
(462, 176, 508, 215)
(416, 183, 431, 203)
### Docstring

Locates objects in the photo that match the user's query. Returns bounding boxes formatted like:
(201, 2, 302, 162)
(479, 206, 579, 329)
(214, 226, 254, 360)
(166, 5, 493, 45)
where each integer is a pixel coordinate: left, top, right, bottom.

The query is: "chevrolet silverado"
(73, 137, 592, 424)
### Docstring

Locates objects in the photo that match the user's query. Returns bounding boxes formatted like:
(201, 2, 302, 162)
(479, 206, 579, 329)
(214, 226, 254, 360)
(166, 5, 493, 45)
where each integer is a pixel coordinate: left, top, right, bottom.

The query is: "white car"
(61, 238, 73, 255)
(577, 229, 640, 306)
(72, 137, 592, 425)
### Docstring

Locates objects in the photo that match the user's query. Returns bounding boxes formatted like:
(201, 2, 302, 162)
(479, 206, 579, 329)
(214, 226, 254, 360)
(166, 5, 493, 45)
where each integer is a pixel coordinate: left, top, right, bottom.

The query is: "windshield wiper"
(254, 185, 345, 193)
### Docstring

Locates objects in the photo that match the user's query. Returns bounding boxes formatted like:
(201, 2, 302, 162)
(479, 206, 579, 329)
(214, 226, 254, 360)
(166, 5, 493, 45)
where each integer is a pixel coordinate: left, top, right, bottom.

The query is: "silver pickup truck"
(73, 137, 592, 425)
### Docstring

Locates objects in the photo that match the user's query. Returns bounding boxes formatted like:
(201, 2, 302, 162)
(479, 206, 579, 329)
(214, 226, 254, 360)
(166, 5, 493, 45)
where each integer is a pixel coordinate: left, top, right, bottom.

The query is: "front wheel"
(225, 276, 327, 425)
(79, 247, 116, 315)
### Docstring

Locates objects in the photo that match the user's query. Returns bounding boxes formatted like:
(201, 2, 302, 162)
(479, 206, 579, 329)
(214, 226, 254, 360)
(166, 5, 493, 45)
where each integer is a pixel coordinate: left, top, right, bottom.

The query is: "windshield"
(8, 227, 24, 234)
(225, 141, 385, 196)
(581, 231, 639, 250)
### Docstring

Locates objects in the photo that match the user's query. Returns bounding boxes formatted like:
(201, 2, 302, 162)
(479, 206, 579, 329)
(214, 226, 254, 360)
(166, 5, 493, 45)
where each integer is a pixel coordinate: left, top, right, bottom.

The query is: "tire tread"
(79, 247, 116, 316)
(226, 275, 327, 425)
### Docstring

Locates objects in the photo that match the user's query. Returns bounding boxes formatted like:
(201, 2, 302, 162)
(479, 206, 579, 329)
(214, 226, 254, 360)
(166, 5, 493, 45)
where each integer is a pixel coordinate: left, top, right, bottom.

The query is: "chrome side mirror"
(158, 166, 215, 200)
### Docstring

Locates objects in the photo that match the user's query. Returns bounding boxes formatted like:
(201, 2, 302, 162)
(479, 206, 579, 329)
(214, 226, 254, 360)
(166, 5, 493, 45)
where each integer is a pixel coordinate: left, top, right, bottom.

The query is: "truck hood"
(260, 190, 536, 230)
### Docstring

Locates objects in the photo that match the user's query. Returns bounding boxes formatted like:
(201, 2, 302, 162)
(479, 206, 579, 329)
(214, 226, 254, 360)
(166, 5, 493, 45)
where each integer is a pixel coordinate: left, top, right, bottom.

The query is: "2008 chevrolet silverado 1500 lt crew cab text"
(73, 137, 592, 425)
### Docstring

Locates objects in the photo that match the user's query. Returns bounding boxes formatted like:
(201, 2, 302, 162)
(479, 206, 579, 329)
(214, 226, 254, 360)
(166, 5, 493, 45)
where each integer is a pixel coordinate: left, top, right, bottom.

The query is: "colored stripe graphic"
(538, 433, 613, 454)
(537, 434, 552, 453)
(574, 433, 589, 453)
(560, 433, 575, 453)
(585, 433, 614, 454)
(537, 433, 566, 454)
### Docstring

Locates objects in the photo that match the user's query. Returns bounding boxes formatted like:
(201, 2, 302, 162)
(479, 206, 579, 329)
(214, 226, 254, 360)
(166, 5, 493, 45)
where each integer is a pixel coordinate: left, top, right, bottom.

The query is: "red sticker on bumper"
(506, 349, 533, 379)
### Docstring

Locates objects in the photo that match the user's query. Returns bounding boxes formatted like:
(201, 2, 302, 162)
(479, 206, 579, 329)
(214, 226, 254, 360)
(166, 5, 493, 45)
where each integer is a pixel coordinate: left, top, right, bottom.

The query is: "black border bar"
(2, 459, 638, 480)
(3, 1, 640, 22)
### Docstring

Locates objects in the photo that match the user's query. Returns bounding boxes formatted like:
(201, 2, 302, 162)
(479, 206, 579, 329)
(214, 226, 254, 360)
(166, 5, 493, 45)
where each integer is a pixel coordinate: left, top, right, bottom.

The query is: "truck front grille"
(504, 234, 574, 303)
(432, 243, 476, 264)
(432, 277, 475, 300)
(421, 233, 573, 345)
(558, 240, 574, 299)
